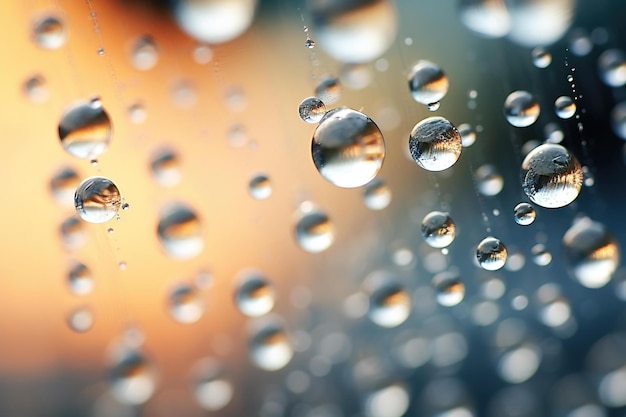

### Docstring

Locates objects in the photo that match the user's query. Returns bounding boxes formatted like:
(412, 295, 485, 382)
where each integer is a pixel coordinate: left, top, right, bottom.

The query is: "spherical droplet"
(234, 271, 275, 317)
(249, 320, 293, 371)
(32, 15, 67, 49)
(506, 0, 574, 47)
(408, 116, 462, 171)
(60, 216, 88, 250)
(340, 63, 373, 90)
(168, 284, 204, 324)
(421, 211, 456, 248)
(457, 123, 476, 147)
(427, 101, 441, 111)
(314, 76, 341, 105)
(475, 164, 504, 196)
(23, 75, 49, 103)
(74, 177, 121, 224)
(432, 271, 465, 307)
(192, 43, 213, 64)
(298, 96, 326, 124)
(68, 262, 94, 295)
(363, 179, 391, 211)
(531, 244, 552, 266)
(598, 49, 626, 87)
(248, 174, 272, 200)
(157, 203, 204, 259)
(521, 144, 583, 209)
(58, 99, 112, 159)
(408, 60, 449, 106)
(504, 91, 540, 127)
(477, 237, 507, 271)
(192, 359, 233, 411)
(150, 148, 182, 187)
(513, 203, 536, 226)
(311, 108, 385, 188)
(50, 166, 80, 207)
(108, 348, 156, 405)
(130, 35, 159, 71)
(555, 96, 576, 119)
(531, 47, 552, 68)
(294, 205, 334, 253)
(66, 306, 94, 333)
(367, 279, 411, 328)
(457, 0, 511, 38)
(563, 217, 620, 289)
(611, 102, 626, 140)
(128, 103, 147, 124)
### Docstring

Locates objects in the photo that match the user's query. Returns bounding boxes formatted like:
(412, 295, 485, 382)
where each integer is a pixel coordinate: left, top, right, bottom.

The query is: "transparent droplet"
(68, 262, 94, 295)
(32, 15, 67, 49)
(582, 166, 595, 187)
(432, 271, 465, 307)
(150, 148, 182, 187)
(58, 99, 112, 159)
(555, 96, 576, 119)
(521, 144, 583, 208)
(157, 203, 203, 259)
(50, 166, 80, 207)
(531, 47, 552, 68)
(531, 244, 552, 266)
(506, 0, 574, 47)
(598, 49, 626, 87)
(408, 60, 449, 106)
(74, 177, 121, 224)
(563, 217, 619, 289)
(497, 344, 542, 384)
(421, 211, 456, 248)
(60, 216, 87, 250)
(305, 39, 315, 48)
(192, 43, 213, 64)
(294, 205, 334, 253)
(118, 261, 127, 270)
(130, 35, 159, 71)
(544, 122, 564, 144)
(409, 116, 462, 172)
(513, 203, 536, 226)
(311, 108, 385, 188)
(249, 320, 293, 371)
(363, 179, 391, 211)
(298, 97, 326, 124)
(192, 358, 233, 411)
(97, 48, 105, 56)
(67, 306, 94, 333)
(172, 79, 197, 108)
(314, 76, 341, 105)
(248, 174, 272, 200)
(569, 29, 593, 56)
(477, 237, 507, 271)
(457, 123, 476, 147)
(235, 271, 275, 317)
(611, 102, 626, 140)
(475, 164, 504, 196)
(23, 75, 49, 103)
(121, 203, 129, 211)
(364, 383, 410, 417)
(427, 101, 441, 111)
(127, 103, 147, 124)
(108, 348, 156, 405)
(504, 91, 540, 127)
(340, 63, 373, 90)
(367, 279, 410, 328)
(168, 284, 204, 324)
(457, 0, 511, 38)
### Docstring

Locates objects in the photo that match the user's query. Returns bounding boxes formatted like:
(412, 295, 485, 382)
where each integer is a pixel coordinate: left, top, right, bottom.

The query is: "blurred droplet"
(363, 179, 391, 211)
(476, 237, 507, 271)
(248, 174, 272, 200)
(108, 347, 157, 405)
(555, 96, 576, 119)
(23, 75, 49, 103)
(432, 271, 465, 307)
(192, 43, 213, 64)
(157, 203, 204, 259)
(598, 49, 626, 87)
(249, 319, 293, 371)
(364, 383, 409, 417)
(340, 63, 373, 90)
(58, 99, 112, 159)
(497, 344, 542, 384)
(50, 166, 80, 207)
(408, 60, 449, 107)
(611, 102, 626, 139)
(531, 244, 552, 266)
(32, 15, 67, 49)
(235, 271, 275, 317)
(409, 117, 462, 172)
(192, 358, 233, 411)
(68, 261, 94, 295)
(129, 35, 159, 71)
(74, 177, 121, 224)
(475, 164, 504, 196)
(504, 91, 540, 128)
(150, 148, 182, 187)
(294, 204, 334, 253)
(66, 306, 94, 333)
(60, 216, 88, 250)
(366, 275, 410, 328)
(127, 103, 147, 124)
(458, 123, 476, 147)
(168, 284, 204, 324)
(458, 0, 511, 38)
(531, 47, 552, 68)
(314, 76, 341, 105)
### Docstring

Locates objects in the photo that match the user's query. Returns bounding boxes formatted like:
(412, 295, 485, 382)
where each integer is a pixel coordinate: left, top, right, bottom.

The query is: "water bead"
(32, 15, 67, 49)
(24, 75, 49, 103)
(248, 174, 272, 200)
(408, 60, 449, 106)
(421, 211, 456, 248)
(513, 203, 536, 226)
(554, 96, 576, 119)
(504, 91, 540, 127)
(521, 144, 583, 209)
(611, 102, 626, 140)
(598, 49, 626, 87)
(408, 117, 462, 172)
(66, 306, 94, 333)
(234, 272, 275, 317)
(457, 0, 511, 38)
(457, 123, 476, 147)
(311, 108, 385, 188)
(298, 97, 326, 124)
(475, 164, 504, 196)
(60, 216, 88, 250)
(74, 177, 122, 224)
(531, 47, 552, 68)
(130, 35, 159, 71)
(340, 63, 373, 90)
(305, 39, 315, 48)
(157, 203, 204, 259)
(108, 348, 156, 405)
(476, 237, 507, 271)
(249, 320, 293, 371)
(168, 284, 204, 323)
(294, 206, 334, 253)
(50, 166, 80, 207)
(58, 99, 112, 159)
(531, 244, 552, 266)
(314, 76, 341, 105)
(193, 359, 233, 411)
(427, 101, 441, 112)
(192, 43, 213, 64)
(151, 148, 182, 187)
(363, 179, 391, 211)
(367, 280, 411, 328)
(432, 271, 465, 307)
(68, 262, 94, 295)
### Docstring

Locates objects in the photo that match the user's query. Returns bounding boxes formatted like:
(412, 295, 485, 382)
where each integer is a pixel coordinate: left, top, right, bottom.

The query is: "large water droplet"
(235, 271, 275, 317)
(409, 117, 462, 171)
(168, 284, 204, 324)
(58, 99, 112, 159)
(504, 91, 540, 127)
(108, 348, 157, 405)
(598, 49, 626, 87)
(294, 204, 334, 253)
(68, 261, 94, 295)
(298, 97, 326, 124)
(157, 203, 204, 259)
(249, 319, 293, 371)
(513, 203, 536, 226)
(130, 35, 159, 71)
(192, 358, 233, 411)
(432, 271, 465, 307)
(555, 95, 576, 119)
(408, 60, 449, 106)
(521, 144, 583, 209)
(32, 15, 67, 49)
(366, 276, 410, 328)
(312, 108, 386, 188)
(150, 148, 182, 187)
(421, 211, 456, 248)
(477, 237, 507, 271)
(74, 177, 121, 224)
(363, 179, 391, 211)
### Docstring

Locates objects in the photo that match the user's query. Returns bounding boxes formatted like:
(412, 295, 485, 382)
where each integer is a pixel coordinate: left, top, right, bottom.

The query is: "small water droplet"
(249, 319, 293, 371)
(248, 174, 272, 200)
(409, 117, 462, 171)
(457, 123, 476, 147)
(168, 284, 204, 323)
(298, 96, 326, 124)
(150, 148, 182, 187)
(408, 60, 449, 107)
(531, 47, 552, 68)
(157, 203, 204, 259)
(24, 75, 49, 103)
(305, 39, 315, 48)
(294, 204, 334, 253)
(235, 271, 275, 317)
(555, 96, 576, 119)
(513, 203, 536, 226)
(421, 211, 455, 248)
(363, 179, 391, 211)
(192, 43, 213, 64)
(122, 202, 129, 211)
(108, 347, 156, 405)
(476, 237, 507, 271)
(432, 271, 465, 307)
(475, 164, 504, 196)
(68, 262, 94, 295)
(314, 76, 341, 104)
(130, 35, 159, 71)
(365, 273, 410, 328)
(32, 16, 67, 49)
(58, 100, 112, 160)
(97, 48, 105, 56)
(67, 306, 94, 333)
(427, 101, 441, 111)
(118, 261, 127, 270)
(74, 177, 122, 224)
(504, 90, 540, 128)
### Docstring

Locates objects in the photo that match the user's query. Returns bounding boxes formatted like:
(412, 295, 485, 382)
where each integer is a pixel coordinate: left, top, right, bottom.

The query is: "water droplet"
(521, 144, 583, 208)
(312, 108, 385, 188)
(97, 48, 105, 55)
(58, 100, 112, 159)
(421, 211, 456, 248)
(118, 261, 127, 270)
(235, 271, 275, 317)
(375, 58, 389, 72)
(192, 43, 213, 64)
(457, 123, 476, 147)
(248, 174, 272, 200)
(364, 384, 410, 417)
(458, 0, 511, 38)
(409, 116, 462, 171)
(408, 60, 449, 106)
(611, 102, 626, 140)
(50, 166, 80, 207)
(555, 95, 576, 119)
(90, 159, 98, 166)
(544, 122, 564, 144)
(192, 358, 233, 411)
(150, 148, 182, 187)
(363, 179, 391, 211)
(567, 74, 574, 83)
(74, 177, 121, 224)
(60, 216, 87, 250)
(504, 90, 540, 127)
(68, 262, 94, 295)
(32, 15, 67, 49)
(432, 271, 465, 307)
(563, 217, 619, 289)
(298, 96, 326, 124)
(172, 79, 197, 108)
(475, 164, 504, 196)
(168, 284, 204, 324)
(67, 306, 94, 333)
(513, 203, 536, 226)
(569, 29, 593, 56)
(340, 63, 373, 90)
(531, 244, 552, 266)
(249, 319, 293, 371)
(427, 101, 441, 111)
(598, 49, 626, 87)
(305, 38, 315, 48)
(121, 202, 129, 211)
(294, 205, 334, 253)
(23, 75, 49, 103)
(130, 35, 159, 71)
(157, 203, 204, 259)
(531, 47, 552, 68)
(497, 344, 542, 384)
(108, 347, 156, 405)
(366, 277, 410, 328)
(476, 237, 507, 271)
(314, 76, 341, 104)
(127, 103, 147, 124)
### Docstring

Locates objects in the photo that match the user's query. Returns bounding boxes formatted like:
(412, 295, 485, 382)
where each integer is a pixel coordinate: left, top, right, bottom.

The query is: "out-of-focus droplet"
(23, 75, 49, 103)
(60, 216, 87, 250)
(422, 211, 455, 248)
(427, 101, 441, 111)
(432, 271, 465, 307)
(598, 49, 626, 87)
(309, 0, 397, 63)
(340, 63, 373, 90)
(312, 108, 385, 188)
(294, 204, 334, 253)
(314, 76, 341, 105)
(157, 203, 204, 259)
(127, 103, 147, 124)
(521, 144, 582, 208)
(569, 29, 593, 56)
(497, 344, 542, 384)
(172, 80, 197, 108)
(58, 99, 112, 159)
(32, 15, 67, 49)
(108, 347, 157, 405)
(50, 166, 80, 207)
(409, 117, 462, 172)
(513, 203, 536, 226)
(249, 319, 293, 371)
(611, 102, 626, 140)
(366, 276, 410, 328)
(506, 0, 574, 47)
(563, 217, 619, 289)
(364, 383, 410, 417)
(192, 358, 233, 411)
(74, 177, 121, 224)
(531, 47, 552, 68)
(235, 271, 275, 317)
(477, 237, 507, 271)
(305, 39, 315, 48)
(531, 244, 552, 266)
(68, 261, 94, 295)
(363, 179, 391, 211)
(248, 174, 272, 200)
(458, 0, 511, 38)
(504, 91, 540, 128)
(458, 123, 476, 147)
(544, 122, 564, 144)
(150, 148, 182, 187)
(130, 35, 159, 71)
(408, 60, 449, 106)
(298, 97, 326, 124)
(475, 164, 504, 196)
(67, 306, 94, 333)
(168, 284, 204, 324)
(555, 96, 576, 119)
(192, 43, 213, 64)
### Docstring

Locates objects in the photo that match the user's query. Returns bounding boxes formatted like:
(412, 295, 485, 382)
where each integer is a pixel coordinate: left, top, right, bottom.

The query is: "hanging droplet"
(294, 204, 334, 253)
(432, 271, 465, 307)
(58, 99, 112, 159)
(305, 39, 315, 48)
(248, 174, 272, 200)
(234, 271, 275, 317)
(504, 90, 540, 127)
(68, 261, 94, 295)
(168, 284, 204, 324)
(249, 319, 293, 371)
(513, 203, 536, 226)
(363, 179, 392, 211)
(408, 60, 449, 107)
(298, 96, 326, 124)
(32, 15, 67, 49)
(157, 203, 204, 259)
(421, 211, 456, 248)
(74, 177, 122, 224)
(409, 117, 462, 171)
(555, 96, 576, 119)
(476, 237, 507, 271)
